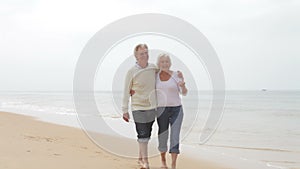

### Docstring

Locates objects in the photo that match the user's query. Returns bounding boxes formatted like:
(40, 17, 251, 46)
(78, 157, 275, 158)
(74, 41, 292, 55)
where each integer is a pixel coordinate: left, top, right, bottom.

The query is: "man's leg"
(134, 121, 154, 168)
(139, 141, 149, 166)
(138, 150, 143, 165)
(133, 110, 155, 168)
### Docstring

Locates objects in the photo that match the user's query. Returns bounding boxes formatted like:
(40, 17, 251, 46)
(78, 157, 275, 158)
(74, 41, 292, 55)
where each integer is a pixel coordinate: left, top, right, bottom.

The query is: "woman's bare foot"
(161, 165, 168, 168)
(160, 152, 168, 168)
(161, 160, 168, 168)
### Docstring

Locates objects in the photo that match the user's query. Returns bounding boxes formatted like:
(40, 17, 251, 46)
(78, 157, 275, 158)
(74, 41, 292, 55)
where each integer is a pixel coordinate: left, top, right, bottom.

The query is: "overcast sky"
(1, 0, 299, 91)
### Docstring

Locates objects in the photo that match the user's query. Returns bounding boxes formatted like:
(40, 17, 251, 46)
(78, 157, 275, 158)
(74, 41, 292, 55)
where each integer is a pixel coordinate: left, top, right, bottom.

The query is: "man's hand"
(130, 89, 135, 96)
(123, 112, 130, 122)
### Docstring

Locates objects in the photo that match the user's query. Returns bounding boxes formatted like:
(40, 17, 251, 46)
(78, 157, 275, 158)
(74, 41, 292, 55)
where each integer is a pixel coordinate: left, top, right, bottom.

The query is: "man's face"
(135, 47, 149, 67)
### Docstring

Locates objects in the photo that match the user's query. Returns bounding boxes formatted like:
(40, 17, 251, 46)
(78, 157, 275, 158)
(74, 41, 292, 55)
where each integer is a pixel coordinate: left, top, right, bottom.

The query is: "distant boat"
(261, 89, 267, 91)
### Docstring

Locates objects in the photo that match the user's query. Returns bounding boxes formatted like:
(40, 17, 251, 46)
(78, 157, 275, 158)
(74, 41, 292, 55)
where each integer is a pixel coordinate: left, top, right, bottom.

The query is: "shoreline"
(0, 111, 225, 169)
(0, 91, 299, 169)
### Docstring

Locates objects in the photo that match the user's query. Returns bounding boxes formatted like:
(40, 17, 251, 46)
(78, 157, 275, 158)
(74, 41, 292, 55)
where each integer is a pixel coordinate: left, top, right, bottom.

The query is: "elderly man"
(122, 44, 157, 169)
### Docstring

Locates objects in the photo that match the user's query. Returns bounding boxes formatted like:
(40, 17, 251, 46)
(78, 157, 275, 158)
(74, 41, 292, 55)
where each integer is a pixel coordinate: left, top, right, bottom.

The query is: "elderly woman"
(156, 54, 187, 169)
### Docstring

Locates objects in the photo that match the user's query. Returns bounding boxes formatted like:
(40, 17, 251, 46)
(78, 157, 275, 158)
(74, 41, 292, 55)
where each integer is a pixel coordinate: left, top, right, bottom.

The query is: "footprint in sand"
(95, 151, 102, 155)
(81, 146, 88, 150)
(23, 135, 62, 143)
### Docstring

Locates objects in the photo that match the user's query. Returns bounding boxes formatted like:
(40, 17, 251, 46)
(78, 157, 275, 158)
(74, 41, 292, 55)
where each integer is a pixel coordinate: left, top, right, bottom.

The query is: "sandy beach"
(0, 111, 225, 169)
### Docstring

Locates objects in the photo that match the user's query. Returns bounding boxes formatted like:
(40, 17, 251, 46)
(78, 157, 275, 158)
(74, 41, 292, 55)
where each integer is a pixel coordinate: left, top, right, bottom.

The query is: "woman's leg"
(157, 107, 170, 153)
(169, 106, 183, 169)
(171, 153, 178, 169)
(160, 152, 168, 168)
(157, 107, 170, 168)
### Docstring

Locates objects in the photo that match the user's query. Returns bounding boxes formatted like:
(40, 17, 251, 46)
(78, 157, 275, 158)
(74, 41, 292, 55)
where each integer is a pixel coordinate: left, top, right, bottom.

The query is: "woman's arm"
(178, 81, 188, 96)
(176, 71, 188, 96)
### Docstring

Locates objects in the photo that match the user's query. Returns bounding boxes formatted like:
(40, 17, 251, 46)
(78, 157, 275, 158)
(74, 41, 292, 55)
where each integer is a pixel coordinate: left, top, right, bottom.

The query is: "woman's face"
(158, 57, 171, 71)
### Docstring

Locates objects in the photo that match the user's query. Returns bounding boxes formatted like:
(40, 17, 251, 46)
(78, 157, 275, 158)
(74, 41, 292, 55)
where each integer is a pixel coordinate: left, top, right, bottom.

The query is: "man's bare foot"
(141, 163, 150, 169)
(138, 160, 144, 167)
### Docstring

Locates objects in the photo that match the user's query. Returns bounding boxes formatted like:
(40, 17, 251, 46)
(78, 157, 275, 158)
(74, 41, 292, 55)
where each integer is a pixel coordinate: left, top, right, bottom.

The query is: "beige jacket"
(122, 63, 158, 112)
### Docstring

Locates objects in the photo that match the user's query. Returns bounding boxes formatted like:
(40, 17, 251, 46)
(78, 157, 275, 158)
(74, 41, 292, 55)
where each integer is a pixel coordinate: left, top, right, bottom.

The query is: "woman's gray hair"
(157, 53, 172, 67)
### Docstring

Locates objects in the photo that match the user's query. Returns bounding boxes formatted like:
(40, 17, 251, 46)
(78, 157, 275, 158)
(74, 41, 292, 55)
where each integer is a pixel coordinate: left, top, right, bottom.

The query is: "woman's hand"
(178, 81, 188, 96)
(177, 71, 184, 80)
(178, 81, 186, 88)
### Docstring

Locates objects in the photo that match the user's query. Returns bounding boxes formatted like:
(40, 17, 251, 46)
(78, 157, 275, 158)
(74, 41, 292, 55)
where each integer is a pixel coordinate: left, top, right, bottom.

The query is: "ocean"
(0, 91, 299, 169)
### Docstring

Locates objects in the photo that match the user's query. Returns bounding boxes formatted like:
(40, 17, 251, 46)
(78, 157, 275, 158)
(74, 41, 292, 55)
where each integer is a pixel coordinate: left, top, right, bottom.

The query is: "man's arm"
(122, 70, 133, 122)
